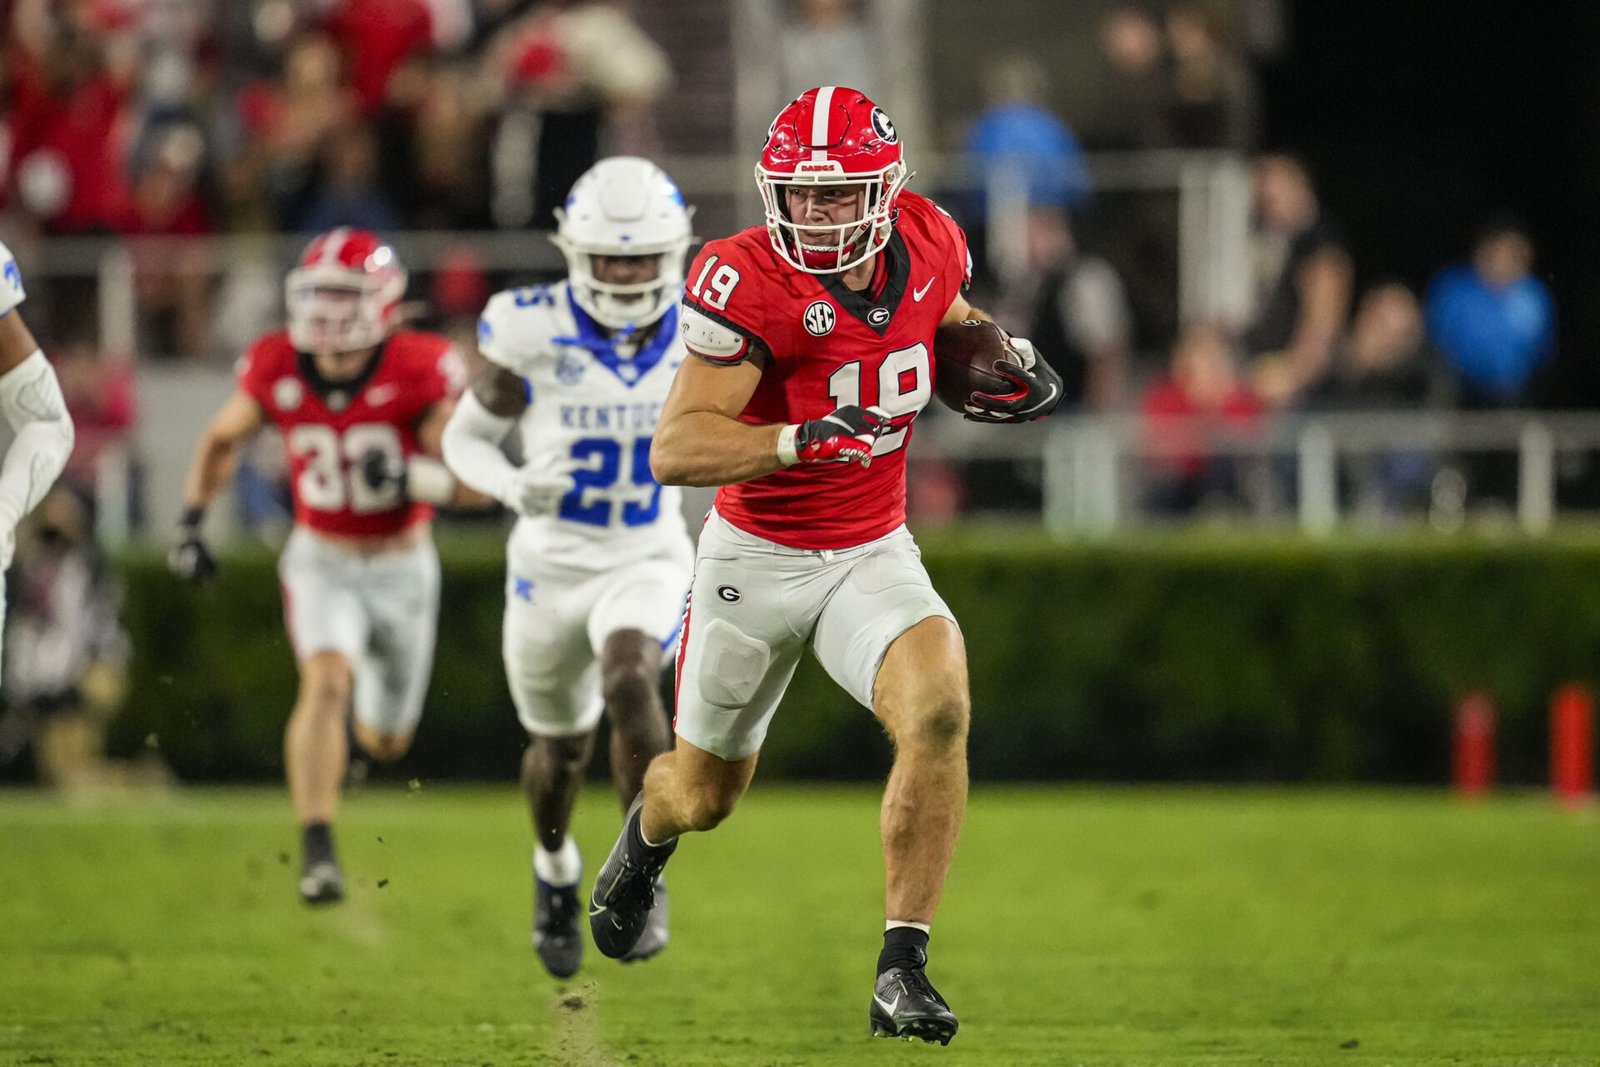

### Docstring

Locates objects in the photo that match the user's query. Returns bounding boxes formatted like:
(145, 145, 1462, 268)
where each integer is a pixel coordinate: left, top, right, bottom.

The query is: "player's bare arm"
(471, 361, 531, 419)
(181, 391, 265, 513)
(169, 391, 264, 583)
(442, 359, 572, 517)
(655, 346, 894, 485)
(398, 398, 486, 507)
(649, 356, 778, 486)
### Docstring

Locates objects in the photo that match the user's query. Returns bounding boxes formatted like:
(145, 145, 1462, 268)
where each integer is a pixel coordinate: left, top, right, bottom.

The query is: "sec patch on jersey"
(932, 319, 1022, 413)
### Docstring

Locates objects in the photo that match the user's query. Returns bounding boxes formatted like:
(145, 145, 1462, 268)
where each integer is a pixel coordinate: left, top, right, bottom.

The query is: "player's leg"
(584, 554, 689, 809)
(279, 531, 368, 906)
(870, 618, 969, 926)
(348, 539, 441, 764)
(593, 624, 674, 962)
(590, 515, 805, 959)
(504, 566, 603, 978)
(598, 628, 670, 806)
(811, 532, 966, 1044)
(284, 650, 356, 904)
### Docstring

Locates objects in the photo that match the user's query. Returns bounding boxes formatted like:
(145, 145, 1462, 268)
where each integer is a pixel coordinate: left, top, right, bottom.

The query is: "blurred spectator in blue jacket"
(962, 55, 1090, 289)
(1424, 222, 1554, 408)
(964, 55, 1091, 214)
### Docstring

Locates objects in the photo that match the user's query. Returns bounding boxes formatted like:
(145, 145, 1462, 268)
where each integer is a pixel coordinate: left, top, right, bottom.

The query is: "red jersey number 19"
(688, 255, 741, 311)
(826, 342, 931, 456)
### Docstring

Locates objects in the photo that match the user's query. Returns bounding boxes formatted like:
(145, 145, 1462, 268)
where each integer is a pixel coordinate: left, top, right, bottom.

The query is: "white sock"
(534, 836, 582, 887)
(885, 920, 931, 934)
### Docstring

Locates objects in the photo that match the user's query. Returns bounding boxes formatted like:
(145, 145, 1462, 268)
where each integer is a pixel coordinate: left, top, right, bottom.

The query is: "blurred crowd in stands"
(0, 0, 1565, 527)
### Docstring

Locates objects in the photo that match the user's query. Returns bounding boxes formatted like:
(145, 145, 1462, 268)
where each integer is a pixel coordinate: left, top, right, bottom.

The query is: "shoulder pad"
(477, 288, 555, 369)
(0, 240, 24, 317)
(680, 305, 751, 364)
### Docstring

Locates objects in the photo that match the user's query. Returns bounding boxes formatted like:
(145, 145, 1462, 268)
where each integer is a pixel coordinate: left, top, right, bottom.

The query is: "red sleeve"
(235, 337, 279, 408)
(418, 336, 466, 405)
(681, 239, 772, 364)
(925, 196, 973, 290)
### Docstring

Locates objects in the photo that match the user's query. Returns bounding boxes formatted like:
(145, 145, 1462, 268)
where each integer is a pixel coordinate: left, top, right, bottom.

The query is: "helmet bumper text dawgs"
(286, 227, 407, 354)
(757, 86, 910, 275)
(552, 156, 693, 332)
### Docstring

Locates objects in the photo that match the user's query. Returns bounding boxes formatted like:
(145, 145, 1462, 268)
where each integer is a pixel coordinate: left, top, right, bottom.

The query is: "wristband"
(775, 424, 801, 468)
(405, 456, 457, 505)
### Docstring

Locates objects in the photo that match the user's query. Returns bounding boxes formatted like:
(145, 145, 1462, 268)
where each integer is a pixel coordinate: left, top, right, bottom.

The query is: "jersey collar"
(819, 228, 910, 337)
(295, 342, 385, 412)
(556, 290, 677, 388)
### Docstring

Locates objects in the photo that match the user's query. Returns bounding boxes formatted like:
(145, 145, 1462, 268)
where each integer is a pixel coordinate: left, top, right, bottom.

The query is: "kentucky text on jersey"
(558, 401, 665, 432)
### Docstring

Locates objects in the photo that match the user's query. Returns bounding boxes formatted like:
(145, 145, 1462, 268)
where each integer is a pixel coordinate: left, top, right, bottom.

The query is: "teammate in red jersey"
(588, 88, 1062, 1042)
(171, 228, 467, 905)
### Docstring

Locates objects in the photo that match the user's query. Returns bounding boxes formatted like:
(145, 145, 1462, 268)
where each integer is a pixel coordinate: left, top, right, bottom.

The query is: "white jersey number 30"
(289, 423, 403, 514)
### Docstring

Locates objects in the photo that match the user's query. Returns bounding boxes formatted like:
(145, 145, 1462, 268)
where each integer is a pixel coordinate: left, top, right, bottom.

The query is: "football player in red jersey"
(588, 88, 1063, 1043)
(171, 229, 467, 906)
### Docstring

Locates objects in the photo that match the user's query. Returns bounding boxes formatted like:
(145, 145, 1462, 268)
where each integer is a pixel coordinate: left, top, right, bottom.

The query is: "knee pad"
(696, 619, 771, 709)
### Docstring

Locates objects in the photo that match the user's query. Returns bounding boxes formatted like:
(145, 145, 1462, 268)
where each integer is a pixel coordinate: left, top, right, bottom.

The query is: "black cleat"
(619, 877, 668, 963)
(589, 796, 676, 959)
(870, 959, 959, 1045)
(299, 823, 343, 906)
(534, 877, 583, 979)
(299, 858, 345, 906)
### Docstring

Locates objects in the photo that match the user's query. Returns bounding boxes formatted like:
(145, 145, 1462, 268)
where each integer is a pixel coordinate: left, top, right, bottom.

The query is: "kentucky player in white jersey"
(442, 156, 693, 978)
(0, 243, 76, 665)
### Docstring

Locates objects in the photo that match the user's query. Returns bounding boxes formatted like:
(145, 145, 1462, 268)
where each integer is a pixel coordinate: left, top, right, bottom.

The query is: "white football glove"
(499, 464, 574, 518)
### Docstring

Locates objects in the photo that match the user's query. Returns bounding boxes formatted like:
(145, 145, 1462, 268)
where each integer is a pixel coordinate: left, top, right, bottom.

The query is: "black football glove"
(964, 338, 1064, 424)
(359, 446, 405, 496)
(169, 507, 218, 584)
(788, 405, 890, 467)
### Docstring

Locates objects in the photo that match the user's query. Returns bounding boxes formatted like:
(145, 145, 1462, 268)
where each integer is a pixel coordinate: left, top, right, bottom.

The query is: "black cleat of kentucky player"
(534, 877, 584, 979)
(869, 947, 959, 1045)
(588, 795, 677, 959)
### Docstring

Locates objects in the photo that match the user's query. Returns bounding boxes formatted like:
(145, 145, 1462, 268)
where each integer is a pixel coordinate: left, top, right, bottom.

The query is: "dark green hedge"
(110, 530, 1600, 784)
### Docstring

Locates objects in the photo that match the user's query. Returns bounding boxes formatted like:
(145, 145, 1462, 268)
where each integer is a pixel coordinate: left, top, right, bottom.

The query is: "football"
(932, 318, 1021, 413)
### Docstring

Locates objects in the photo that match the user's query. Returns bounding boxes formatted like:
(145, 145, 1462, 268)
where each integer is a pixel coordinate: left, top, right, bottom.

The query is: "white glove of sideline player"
(499, 464, 574, 518)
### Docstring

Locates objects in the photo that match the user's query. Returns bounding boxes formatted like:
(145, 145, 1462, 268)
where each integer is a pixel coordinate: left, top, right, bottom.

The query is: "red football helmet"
(285, 228, 407, 353)
(756, 86, 910, 274)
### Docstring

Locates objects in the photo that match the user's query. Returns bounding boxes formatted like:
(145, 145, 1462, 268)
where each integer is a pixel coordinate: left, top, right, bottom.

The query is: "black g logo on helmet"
(870, 107, 897, 144)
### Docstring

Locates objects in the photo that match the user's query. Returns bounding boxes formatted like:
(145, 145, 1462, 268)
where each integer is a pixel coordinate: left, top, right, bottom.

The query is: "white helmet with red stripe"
(551, 156, 693, 331)
(756, 86, 910, 274)
(285, 228, 407, 353)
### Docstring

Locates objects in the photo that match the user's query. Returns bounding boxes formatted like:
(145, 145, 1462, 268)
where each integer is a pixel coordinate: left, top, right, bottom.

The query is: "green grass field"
(2, 785, 1597, 1066)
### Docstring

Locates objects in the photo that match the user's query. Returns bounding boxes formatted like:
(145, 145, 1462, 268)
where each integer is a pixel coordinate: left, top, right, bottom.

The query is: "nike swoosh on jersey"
(912, 278, 936, 302)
